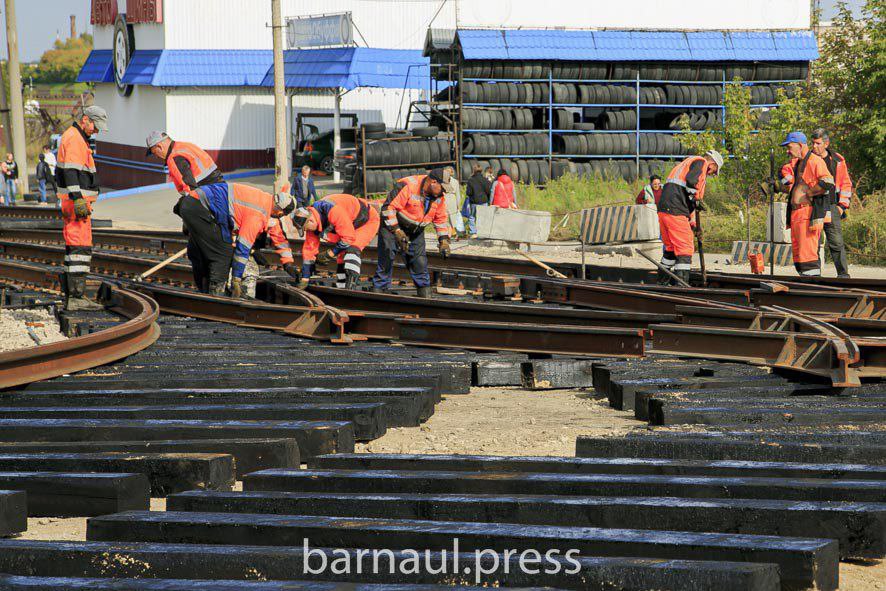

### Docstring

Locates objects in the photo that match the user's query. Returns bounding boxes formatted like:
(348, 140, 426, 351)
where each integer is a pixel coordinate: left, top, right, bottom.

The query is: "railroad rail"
(0, 233, 883, 385)
(0, 263, 160, 389)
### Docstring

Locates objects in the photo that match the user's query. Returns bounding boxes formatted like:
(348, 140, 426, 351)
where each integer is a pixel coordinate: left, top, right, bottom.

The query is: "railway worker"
(188, 182, 297, 298)
(656, 150, 723, 285)
(56, 105, 109, 311)
(810, 129, 852, 278)
(371, 169, 452, 298)
(291, 193, 380, 290)
(145, 131, 227, 292)
(777, 131, 835, 277)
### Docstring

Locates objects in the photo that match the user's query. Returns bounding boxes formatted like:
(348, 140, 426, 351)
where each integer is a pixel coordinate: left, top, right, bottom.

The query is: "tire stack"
(450, 60, 809, 185)
(350, 124, 454, 195)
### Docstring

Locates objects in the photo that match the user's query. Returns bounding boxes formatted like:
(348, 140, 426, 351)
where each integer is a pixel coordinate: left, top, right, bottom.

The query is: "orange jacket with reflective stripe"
(827, 151, 853, 209)
(227, 183, 293, 278)
(167, 141, 219, 196)
(302, 194, 374, 262)
(380, 175, 449, 236)
(657, 155, 708, 217)
(55, 123, 98, 201)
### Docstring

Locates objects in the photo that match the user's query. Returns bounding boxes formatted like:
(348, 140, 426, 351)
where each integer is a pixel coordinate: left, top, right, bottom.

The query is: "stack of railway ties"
(0, 206, 883, 591)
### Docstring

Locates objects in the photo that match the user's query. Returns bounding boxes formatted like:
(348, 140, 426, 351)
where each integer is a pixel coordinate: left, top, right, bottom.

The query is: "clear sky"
(0, 0, 868, 63)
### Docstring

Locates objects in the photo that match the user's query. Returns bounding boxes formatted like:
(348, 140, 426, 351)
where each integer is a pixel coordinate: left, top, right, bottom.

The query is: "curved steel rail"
(0, 280, 160, 389)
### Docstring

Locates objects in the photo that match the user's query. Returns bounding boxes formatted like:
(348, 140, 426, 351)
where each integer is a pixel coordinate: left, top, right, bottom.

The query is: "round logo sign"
(113, 15, 134, 97)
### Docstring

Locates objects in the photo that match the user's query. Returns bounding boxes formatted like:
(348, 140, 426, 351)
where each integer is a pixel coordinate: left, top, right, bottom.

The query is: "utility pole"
(4, 0, 27, 195)
(271, 0, 289, 192)
(0, 47, 11, 153)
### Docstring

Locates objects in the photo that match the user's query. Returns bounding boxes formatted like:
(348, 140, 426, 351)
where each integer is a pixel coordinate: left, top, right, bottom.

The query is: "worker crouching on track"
(57, 105, 109, 311)
(292, 193, 380, 290)
(171, 181, 296, 297)
(146, 131, 228, 293)
(371, 169, 452, 298)
(778, 132, 835, 277)
(656, 150, 723, 285)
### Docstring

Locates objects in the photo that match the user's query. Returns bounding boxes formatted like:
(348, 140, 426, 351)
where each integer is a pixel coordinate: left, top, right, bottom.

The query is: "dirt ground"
(0, 308, 66, 352)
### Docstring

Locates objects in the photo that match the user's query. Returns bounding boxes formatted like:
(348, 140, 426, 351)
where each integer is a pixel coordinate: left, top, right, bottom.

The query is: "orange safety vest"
(167, 141, 219, 195)
(227, 183, 294, 275)
(381, 175, 450, 237)
(56, 124, 99, 200)
(665, 155, 709, 201)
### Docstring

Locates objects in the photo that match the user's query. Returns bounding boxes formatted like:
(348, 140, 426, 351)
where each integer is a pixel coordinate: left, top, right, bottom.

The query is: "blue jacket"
(291, 174, 317, 208)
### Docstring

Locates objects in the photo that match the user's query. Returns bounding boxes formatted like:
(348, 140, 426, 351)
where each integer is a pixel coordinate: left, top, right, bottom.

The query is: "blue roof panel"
(456, 29, 817, 62)
(120, 50, 163, 85)
(153, 50, 273, 86)
(458, 29, 508, 60)
(505, 30, 599, 61)
(686, 32, 732, 61)
(773, 30, 819, 60)
(260, 47, 430, 90)
(77, 49, 114, 83)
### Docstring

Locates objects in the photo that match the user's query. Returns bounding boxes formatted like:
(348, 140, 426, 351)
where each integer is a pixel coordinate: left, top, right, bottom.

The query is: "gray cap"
(145, 131, 169, 155)
(83, 105, 109, 132)
(705, 149, 724, 172)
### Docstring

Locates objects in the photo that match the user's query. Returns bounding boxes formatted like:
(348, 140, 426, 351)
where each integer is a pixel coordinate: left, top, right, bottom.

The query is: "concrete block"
(475, 205, 551, 243)
(766, 202, 791, 243)
(580, 204, 659, 244)
(731, 241, 824, 267)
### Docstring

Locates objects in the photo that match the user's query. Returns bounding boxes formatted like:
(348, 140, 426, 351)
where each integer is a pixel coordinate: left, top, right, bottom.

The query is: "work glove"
(73, 198, 91, 220)
(438, 237, 451, 259)
(693, 225, 704, 239)
(297, 277, 310, 289)
(394, 228, 410, 253)
(282, 262, 299, 279)
(315, 249, 336, 265)
(230, 278, 243, 299)
(694, 200, 707, 212)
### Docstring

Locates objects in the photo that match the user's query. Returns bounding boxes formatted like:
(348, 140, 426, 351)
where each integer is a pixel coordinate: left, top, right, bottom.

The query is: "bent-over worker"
(292, 193, 380, 290)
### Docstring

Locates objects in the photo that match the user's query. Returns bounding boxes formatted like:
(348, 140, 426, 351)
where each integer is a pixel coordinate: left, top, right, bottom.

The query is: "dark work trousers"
(820, 203, 850, 276)
(372, 226, 429, 290)
(177, 196, 233, 291)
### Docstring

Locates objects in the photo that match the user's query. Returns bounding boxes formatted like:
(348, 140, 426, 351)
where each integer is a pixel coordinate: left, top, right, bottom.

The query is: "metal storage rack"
(454, 70, 803, 181)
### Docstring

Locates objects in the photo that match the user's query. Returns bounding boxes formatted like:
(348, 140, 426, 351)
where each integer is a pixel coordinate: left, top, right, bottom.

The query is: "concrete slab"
(475, 206, 551, 243)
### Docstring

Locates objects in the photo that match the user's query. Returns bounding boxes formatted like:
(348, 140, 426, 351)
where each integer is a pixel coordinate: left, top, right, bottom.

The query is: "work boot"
(370, 285, 390, 294)
(64, 275, 104, 312)
(345, 271, 359, 291)
(208, 282, 227, 296)
(838, 273, 851, 279)
(657, 270, 672, 285)
(416, 286, 432, 299)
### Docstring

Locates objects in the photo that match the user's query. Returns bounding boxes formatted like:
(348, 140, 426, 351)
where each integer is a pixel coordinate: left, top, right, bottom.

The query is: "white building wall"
(165, 88, 276, 150)
(164, 0, 272, 49)
(291, 87, 423, 133)
(93, 84, 167, 148)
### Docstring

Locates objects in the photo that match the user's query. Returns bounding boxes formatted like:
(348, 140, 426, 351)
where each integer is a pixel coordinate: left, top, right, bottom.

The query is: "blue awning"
(76, 50, 114, 83)
(79, 48, 430, 90)
(457, 29, 818, 62)
(260, 47, 431, 90)
(120, 50, 164, 85)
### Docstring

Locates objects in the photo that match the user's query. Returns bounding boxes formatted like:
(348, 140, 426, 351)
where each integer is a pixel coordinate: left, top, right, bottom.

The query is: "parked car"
(295, 127, 356, 174)
(334, 146, 358, 178)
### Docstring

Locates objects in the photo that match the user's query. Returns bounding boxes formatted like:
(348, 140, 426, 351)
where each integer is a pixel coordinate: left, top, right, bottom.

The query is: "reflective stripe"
(673, 263, 692, 271)
(344, 261, 361, 274)
(233, 198, 268, 217)
(667, 178, 688, 188)
(65, 184, 82, 193)
(80, 189, 99, 197)
(660, 257, 676, 266)
(839, 190, 851, 197)
(278, 248, 293, 259)
(384, 219, 398, 227)
(57, 162, 97, 173)
(65, 264, 90, 273)
(237, 236, 254, 251)
(64, 254, 92, 262)
(338, 241, 352, 250)
(781, 176, 793, 185)
(233, 255, 250, 264)
(800, 268, 821, 276)
(194, 163, 218, 182)
(344, 252, 361, 264)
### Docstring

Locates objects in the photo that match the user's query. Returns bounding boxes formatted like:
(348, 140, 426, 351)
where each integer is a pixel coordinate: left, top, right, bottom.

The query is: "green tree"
(31, 33, 93, 84)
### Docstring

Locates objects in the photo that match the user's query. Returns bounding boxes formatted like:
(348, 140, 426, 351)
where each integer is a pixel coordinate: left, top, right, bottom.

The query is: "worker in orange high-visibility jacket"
(291, 193, 380, 290)
(56, 105, 109, 311)
(656, 150, 723, 285)
(190, 182, 297, 298)
(777, 131, 835, 277)
(372, 169, 452, 298)
(810, 129, 852, 278)
(146, 131, 228, 291)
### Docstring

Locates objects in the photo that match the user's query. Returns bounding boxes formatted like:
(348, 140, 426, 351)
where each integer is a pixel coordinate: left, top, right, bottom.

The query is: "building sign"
(287, 12, 353, 49)
(90, 0, 118, 25)
(91, 0, 162, 25)
(127, 0, 163, 24)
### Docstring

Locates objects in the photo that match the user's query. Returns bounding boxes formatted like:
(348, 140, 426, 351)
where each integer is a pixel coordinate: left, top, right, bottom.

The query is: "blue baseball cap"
(780, 131, 807, 146)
